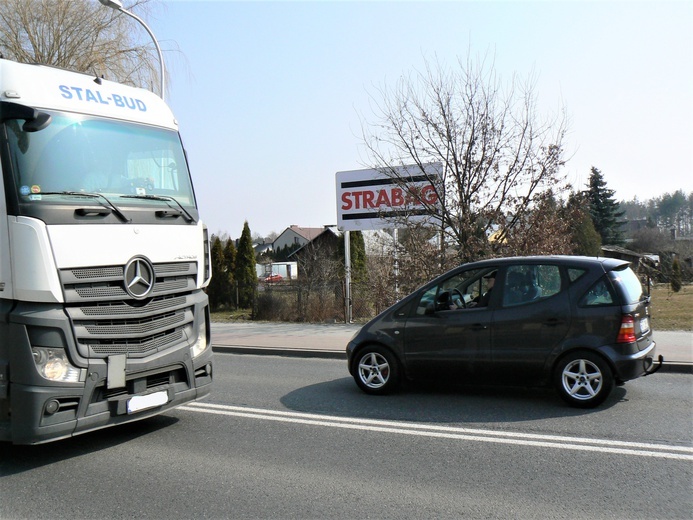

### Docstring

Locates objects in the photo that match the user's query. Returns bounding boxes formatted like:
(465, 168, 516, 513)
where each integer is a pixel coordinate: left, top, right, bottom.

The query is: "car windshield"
(4, 110, 196, 208)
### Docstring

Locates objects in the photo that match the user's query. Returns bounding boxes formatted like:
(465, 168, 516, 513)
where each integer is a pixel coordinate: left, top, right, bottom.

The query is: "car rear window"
(609, 266, 644, 304)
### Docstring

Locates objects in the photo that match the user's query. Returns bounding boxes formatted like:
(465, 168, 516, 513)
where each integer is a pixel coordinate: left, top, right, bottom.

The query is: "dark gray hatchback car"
(347, 256, 661, 407)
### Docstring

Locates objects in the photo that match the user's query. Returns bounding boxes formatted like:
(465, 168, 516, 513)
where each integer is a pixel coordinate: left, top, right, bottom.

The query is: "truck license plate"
(127, 391, 168, 414)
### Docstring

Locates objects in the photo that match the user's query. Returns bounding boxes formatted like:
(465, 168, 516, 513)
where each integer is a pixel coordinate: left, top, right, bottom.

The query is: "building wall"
(273, 229, 307, 251)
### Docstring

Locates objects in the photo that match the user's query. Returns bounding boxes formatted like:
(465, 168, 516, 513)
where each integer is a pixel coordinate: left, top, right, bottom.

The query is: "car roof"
(459, 255, 630, 271)
(406, 255, 631, 298)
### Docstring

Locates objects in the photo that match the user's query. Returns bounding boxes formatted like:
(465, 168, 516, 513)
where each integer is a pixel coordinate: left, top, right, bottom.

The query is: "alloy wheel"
(561, 358, 603, 401)
(358, 351, 390, 389)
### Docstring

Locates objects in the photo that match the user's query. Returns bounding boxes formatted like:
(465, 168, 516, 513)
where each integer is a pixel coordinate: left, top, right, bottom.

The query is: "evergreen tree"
(275, 243, 300, 261)
(234, 222, 257, 308)
(223, 239, 237, 281)
(565, 192, 602, 256)
(206, 236, 227, 310)
(658, 190, 688, 233)
(586, 167, 625, 245)
(572, 212, 603, 256)
(223, 238, 237, 308)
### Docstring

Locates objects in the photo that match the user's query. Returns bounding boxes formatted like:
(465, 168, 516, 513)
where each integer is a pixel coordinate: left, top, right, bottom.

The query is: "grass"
(649, 283, 693, 331)
(210, 283, 692, 332)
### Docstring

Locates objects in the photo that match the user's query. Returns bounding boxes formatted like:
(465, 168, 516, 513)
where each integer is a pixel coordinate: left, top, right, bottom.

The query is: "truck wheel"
(353, 345, 400, 395)
(553, 351, 614, 408)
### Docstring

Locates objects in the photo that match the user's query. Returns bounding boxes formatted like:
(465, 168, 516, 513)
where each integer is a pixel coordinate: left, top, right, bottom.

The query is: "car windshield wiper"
(120, 194, 196, 223)
(39, 191, 131, 223)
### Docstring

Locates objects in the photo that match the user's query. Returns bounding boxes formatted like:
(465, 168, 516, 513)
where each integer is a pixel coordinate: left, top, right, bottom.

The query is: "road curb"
(658, 362, 693, 374)
(212, 345, 691, 372)
(213, 345, 346, 360)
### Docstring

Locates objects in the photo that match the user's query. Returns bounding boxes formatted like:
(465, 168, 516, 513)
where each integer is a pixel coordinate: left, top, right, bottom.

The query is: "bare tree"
(0, 0, 167, 94)
(502, 190, 574, 256)
(363, 226, 444, 309)
(363, 252, 395, 315)
(294, 237, 342, 321)
(295, 238, 341, 288)
(362, 53, 570, 264)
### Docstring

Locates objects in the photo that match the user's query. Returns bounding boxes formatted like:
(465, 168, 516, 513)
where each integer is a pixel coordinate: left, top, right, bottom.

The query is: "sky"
(140, 0, 693, 239)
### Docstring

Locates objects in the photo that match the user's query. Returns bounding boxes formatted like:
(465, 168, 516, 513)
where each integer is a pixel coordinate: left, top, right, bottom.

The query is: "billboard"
(336, 164, 442, 231)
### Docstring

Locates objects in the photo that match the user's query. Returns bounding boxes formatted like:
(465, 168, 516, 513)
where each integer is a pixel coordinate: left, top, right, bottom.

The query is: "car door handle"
(470, 323, 488, 330)
(544, 317, 563, 327)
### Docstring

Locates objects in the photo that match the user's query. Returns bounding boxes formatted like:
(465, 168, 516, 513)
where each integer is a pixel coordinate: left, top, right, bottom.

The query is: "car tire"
(353, 345, 400, 395)
(553, 351, 614, 408)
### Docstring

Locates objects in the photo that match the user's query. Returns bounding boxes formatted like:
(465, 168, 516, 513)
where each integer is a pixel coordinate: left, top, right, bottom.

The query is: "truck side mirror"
(0, 101, 52, 132)
(23, 112, 52, 132)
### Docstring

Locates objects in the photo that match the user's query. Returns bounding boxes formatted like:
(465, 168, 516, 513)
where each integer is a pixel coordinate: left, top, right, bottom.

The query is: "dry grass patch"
(649, 284, 693, 331)
(210, 309, 252, 322)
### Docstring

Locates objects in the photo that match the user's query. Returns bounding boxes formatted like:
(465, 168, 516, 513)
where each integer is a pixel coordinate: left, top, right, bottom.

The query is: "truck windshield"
(4, 110, 196, 210)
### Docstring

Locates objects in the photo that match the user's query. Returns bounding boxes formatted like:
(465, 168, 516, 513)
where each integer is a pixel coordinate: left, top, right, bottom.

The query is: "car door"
(491, 264, 571, 379)
(403, 268, 494, 379)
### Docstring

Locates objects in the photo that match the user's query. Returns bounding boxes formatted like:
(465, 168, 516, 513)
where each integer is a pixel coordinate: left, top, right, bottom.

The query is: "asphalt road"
(2, 353, 691, 519)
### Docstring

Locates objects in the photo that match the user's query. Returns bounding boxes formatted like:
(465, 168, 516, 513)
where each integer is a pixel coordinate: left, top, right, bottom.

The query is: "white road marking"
(179, 402, 693, 461)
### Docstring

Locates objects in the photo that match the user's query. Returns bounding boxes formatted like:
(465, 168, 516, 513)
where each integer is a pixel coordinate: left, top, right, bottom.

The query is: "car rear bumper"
(601, 340, 657, 382)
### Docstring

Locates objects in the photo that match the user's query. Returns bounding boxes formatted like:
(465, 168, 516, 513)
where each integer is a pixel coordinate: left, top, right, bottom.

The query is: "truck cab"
(0, 59, 213, 444)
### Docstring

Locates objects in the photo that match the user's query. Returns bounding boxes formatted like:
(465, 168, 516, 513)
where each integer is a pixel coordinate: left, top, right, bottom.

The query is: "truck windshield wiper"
(40, 191, 131, 223)
(120, 194, 196, 223)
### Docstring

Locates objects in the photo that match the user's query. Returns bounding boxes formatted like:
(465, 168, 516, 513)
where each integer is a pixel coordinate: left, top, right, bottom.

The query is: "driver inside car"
(474, 270, 496, 307)
(435, 270, 497, 310)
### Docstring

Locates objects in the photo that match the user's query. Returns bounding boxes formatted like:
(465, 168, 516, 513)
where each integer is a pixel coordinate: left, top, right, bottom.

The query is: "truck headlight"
(32, 347, 81, 383)
(190, 316, 207, 359)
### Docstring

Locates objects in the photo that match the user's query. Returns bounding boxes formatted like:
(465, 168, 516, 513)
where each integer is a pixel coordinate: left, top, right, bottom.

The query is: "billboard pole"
(344, 231, 352, 323)
(393, 228, 399, 300)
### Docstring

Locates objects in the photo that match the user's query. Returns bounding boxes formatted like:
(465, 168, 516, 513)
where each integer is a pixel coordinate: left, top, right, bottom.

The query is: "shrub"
(670, 257, 682, 293)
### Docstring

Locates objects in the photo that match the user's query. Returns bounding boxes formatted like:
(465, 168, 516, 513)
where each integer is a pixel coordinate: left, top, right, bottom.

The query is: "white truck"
(0, 58, 213, 444)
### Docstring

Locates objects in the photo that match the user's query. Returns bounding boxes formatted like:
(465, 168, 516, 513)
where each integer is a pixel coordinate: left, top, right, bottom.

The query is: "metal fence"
(253, 281, 395, 323)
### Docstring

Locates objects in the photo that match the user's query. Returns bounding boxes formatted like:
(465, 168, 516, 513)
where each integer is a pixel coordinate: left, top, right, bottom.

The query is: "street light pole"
(98, 0, 165, 100)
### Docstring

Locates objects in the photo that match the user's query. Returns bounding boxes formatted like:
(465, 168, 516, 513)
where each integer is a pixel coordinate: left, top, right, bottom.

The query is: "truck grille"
(60, 262, 198, 359)
(61, 262, 196, 302)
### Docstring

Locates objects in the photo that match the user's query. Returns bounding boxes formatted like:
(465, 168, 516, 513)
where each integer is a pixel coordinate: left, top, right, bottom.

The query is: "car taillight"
(616, 315, 636, 343)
